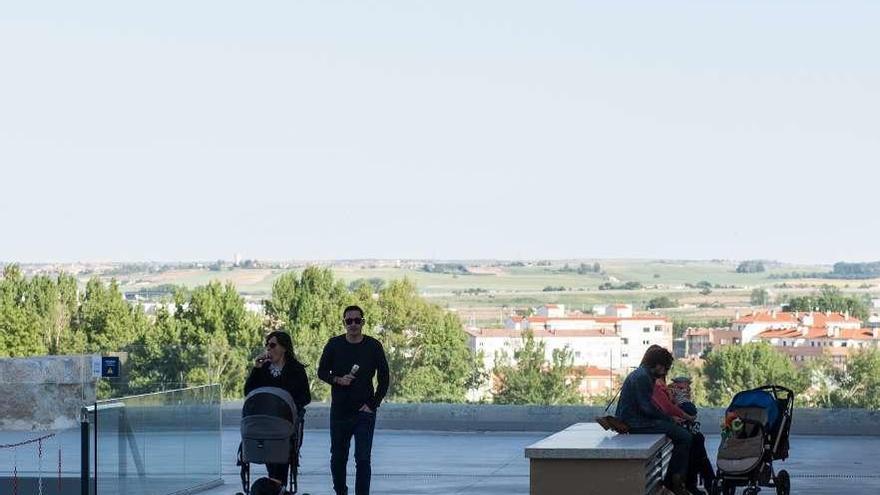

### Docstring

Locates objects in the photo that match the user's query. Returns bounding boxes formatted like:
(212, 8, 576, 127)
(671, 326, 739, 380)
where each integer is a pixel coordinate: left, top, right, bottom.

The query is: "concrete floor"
(4, 428, 879, 494)
(208, 429, 880, 495)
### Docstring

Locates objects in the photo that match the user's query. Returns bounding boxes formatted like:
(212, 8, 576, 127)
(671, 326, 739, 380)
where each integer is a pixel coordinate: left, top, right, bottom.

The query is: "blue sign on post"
(101, 356, 120, 378)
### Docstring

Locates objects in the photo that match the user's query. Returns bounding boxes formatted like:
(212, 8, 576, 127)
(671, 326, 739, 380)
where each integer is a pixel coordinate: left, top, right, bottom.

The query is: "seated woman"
(654, 375, 714, 495)
(244, 331, 311, 490)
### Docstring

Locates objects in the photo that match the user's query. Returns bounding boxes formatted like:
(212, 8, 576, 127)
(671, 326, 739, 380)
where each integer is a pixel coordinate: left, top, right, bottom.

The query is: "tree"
(703, 342, 805, 406)
(372, 279, 482, 402)
(0, 265, 78, 357)
(175, 281, 263, 397)
(348, 278, 385, 293)
(736, 260, 766, 273)
(784, 286, 869, 320)
(73, 278, 153, 359)
(647, 296, 677, 309)
(125, 282, 263, 398)
(263, 267, 352, 400)
(0, 265, 47, 357)
(827, 350, 880, 409)
(492, 331, 582, 405)
(750, 288, 770, 306)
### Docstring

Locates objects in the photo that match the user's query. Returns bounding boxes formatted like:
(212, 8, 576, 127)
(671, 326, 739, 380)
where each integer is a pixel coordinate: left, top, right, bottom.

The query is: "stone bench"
(525, 423, 672, 495)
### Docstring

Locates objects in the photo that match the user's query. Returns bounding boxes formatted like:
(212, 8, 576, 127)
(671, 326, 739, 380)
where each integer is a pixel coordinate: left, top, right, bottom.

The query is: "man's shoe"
(669, 474, 694, 495)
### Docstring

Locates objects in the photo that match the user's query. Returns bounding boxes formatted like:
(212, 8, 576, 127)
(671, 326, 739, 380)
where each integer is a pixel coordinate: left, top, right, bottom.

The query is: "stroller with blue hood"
(235, 387, 305, 495)
(711, 385, 794, 495)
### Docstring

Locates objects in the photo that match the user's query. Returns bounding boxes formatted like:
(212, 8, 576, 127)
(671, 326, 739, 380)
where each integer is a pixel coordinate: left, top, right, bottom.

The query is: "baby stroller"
(710, 385, 794, 495)
(236, 387, 305, 495)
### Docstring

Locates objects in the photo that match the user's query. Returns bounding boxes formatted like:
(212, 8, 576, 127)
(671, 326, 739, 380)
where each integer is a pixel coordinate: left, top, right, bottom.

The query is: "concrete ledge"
(525, 423, 668, 459)
(525, 423, 671, 495)
(221, 401, 880, 435)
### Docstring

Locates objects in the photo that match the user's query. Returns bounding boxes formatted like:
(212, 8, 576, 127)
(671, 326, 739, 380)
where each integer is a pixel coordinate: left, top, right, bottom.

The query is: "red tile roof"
(736, 311, 856, 326)
(735, 312, 798, 324)
(594, 316, 669, 323)
(466, 328, 619, 338)
(571, 366, 617, 377)
(756, 327, 879, 341)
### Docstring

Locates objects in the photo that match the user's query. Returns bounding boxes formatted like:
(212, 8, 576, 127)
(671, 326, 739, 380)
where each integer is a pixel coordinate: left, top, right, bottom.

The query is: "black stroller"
(710, 385, 794, 495)
(236, 387, 305, 495)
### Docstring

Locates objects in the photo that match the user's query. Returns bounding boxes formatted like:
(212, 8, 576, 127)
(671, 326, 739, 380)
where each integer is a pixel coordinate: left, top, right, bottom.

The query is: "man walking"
(318, 305, 390, 495)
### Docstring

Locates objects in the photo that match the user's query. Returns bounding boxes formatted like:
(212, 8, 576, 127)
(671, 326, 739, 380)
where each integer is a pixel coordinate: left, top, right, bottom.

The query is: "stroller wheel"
(721, 481, 737, 495)
(711, 478, 733, 495)
(775, 469, 790, 495)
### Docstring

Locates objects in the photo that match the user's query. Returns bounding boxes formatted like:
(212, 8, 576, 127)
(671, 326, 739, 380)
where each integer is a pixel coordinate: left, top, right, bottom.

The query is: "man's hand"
(334, 374, 356, 386)
(359, 404, 374, 413)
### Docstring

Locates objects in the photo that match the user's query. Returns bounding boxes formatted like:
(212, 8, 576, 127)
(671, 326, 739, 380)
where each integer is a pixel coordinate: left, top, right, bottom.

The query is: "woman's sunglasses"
(344, 317, 364, 325)
(265, 342, 278, 349)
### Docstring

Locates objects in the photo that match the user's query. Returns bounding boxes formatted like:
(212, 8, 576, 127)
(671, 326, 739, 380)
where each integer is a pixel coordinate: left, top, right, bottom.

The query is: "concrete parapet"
(221, 401, 880, 436)
(0, 355, 97, 430)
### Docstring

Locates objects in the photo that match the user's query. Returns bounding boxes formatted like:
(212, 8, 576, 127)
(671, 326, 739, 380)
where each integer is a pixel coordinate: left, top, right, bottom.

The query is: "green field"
(105, 259, 878, 325)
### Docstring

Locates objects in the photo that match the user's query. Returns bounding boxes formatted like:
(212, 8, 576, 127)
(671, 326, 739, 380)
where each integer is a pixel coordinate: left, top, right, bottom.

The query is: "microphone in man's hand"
(350, 364, 359, 376)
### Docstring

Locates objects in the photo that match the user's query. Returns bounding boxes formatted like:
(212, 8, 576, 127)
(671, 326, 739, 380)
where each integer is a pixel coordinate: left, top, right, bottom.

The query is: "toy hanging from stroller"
(711, 385, 794, 495)
(236, 387, 306, 495)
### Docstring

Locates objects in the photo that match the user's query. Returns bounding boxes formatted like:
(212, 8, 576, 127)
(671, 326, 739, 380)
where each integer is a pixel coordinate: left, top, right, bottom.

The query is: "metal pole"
(93, 403, 98, 495)
(80, 417, 89, 495)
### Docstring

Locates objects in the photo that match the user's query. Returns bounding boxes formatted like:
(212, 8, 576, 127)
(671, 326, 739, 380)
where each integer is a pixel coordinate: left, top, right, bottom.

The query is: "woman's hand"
(254, 352, 269, 368)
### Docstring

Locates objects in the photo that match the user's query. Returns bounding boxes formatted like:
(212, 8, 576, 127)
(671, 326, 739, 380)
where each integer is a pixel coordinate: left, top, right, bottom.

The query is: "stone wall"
(0, 355, 98, 430)
(222, 401, 880, 436)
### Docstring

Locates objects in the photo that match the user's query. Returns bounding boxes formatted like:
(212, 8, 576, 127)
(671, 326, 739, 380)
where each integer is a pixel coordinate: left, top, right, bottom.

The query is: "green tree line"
(673, 341, 880, 409)
(0, 265, 482, 402)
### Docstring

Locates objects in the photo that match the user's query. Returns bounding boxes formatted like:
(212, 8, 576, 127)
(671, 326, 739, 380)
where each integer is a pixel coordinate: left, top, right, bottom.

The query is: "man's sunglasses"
(265, 342, 278, 349)
(344, 317, 364, 325)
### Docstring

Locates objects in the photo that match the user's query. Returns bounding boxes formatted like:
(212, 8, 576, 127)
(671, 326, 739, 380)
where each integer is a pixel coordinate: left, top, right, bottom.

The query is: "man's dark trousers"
(629, 420, 692, 478)
(331, 410, 376, 495)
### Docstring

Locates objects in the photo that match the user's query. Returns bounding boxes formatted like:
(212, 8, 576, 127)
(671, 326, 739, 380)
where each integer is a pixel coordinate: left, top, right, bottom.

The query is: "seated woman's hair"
(640, 345, 673, 369)
(251, 477, 283, 495)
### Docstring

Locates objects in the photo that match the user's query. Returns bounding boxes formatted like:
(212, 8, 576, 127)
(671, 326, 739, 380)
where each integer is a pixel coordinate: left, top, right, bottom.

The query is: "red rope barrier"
(0, 433, 58, 495)
(0, 433, 56, 449)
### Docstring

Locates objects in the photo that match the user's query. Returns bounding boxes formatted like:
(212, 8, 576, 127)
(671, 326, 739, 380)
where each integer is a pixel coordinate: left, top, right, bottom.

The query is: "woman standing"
(244, 331, 311, 487)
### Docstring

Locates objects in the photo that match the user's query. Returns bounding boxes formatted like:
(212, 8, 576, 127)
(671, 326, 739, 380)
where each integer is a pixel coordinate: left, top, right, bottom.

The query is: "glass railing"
(87, 384, 222, 495)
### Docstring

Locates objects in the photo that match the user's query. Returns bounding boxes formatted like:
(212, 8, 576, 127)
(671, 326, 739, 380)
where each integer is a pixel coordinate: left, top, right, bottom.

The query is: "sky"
(1, 1, 878, 264)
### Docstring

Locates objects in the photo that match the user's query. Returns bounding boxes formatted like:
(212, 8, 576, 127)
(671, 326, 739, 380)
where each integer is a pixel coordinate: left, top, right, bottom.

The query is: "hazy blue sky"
(1, 1, 878, 263)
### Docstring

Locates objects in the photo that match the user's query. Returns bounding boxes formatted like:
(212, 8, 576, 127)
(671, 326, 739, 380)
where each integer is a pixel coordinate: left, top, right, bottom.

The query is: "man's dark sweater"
(615, 365, 668, 428)
(318, 334, 390, 419)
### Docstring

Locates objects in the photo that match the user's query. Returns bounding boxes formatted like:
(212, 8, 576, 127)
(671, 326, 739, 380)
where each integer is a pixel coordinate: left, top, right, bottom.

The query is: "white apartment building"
(466, 304, 672, 400)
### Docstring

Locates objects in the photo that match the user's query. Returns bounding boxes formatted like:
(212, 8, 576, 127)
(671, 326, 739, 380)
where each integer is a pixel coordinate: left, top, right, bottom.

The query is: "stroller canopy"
(243, 386, 297, 422)
(728, 389, 780, 429)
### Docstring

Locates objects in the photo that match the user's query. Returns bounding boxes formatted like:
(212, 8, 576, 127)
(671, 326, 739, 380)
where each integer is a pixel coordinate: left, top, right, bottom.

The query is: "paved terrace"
(202, 429, 880, 495)
(4, 402, 880, 495)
